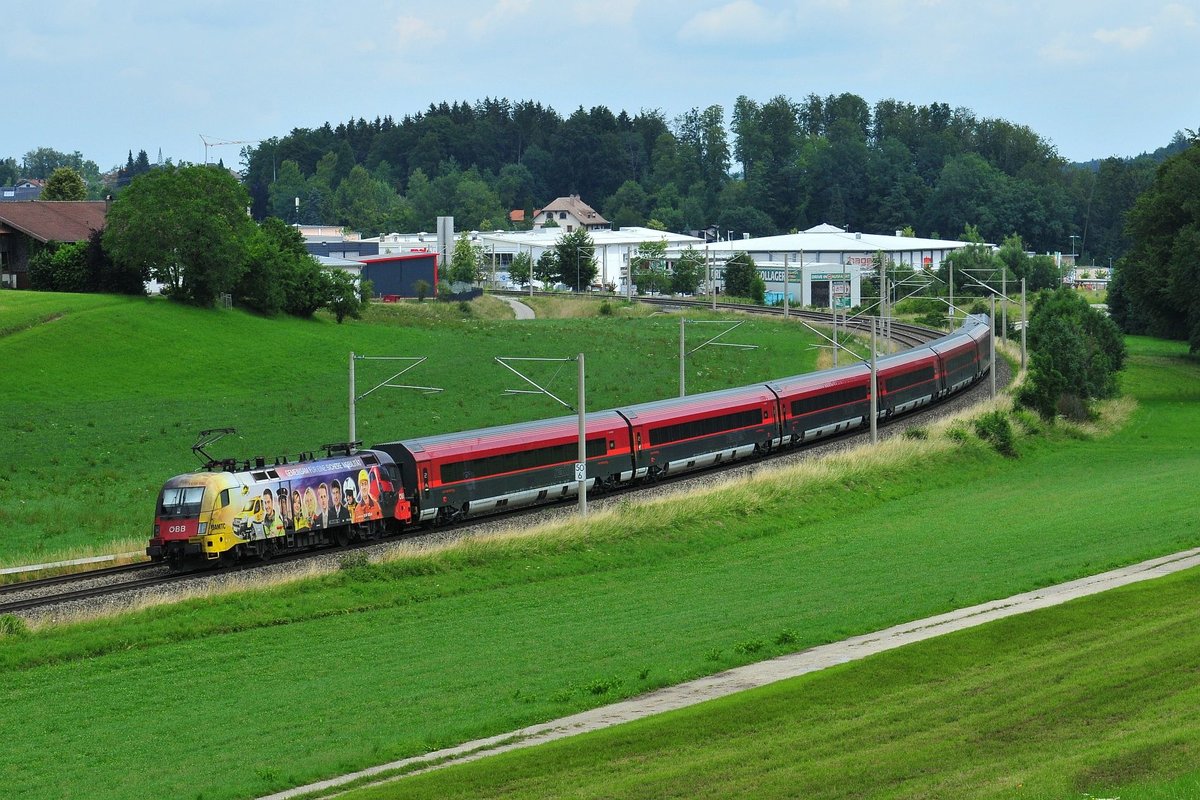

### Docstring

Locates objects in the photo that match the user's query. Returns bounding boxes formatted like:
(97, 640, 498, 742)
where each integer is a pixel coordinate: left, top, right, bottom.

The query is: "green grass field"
(0, 320, 1197, 800)
(345, 565, 1200, 800)
(0, 291, 826, 564)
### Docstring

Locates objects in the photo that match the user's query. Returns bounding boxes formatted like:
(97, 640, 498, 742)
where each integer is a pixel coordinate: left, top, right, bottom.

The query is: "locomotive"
(149, 316, 991, 567)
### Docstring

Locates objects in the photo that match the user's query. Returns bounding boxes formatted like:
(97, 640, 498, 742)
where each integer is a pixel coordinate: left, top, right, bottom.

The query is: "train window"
(791, 385, 867, 416)
(648, 408, 762, 446)
(946, 351, 977, 372)
(160, 487, 204, 518)
(886, 366, 935, 391)
(441, 437, 608, 483)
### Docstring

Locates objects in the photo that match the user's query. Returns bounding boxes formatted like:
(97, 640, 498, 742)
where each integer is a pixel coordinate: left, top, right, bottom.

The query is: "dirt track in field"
(259, 546, 1200, 800)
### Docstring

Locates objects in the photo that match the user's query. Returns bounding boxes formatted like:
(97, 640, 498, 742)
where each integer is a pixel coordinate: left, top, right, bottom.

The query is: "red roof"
(0, 201, 109, 243)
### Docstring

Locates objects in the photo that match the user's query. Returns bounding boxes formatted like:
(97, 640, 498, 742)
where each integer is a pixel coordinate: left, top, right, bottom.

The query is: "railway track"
(496, 290, 942, 350)
(0, 560, 155, 597)
(0, 538, 392, 617)
(0, 568, 184, 615)
(7, 300, 980, 618)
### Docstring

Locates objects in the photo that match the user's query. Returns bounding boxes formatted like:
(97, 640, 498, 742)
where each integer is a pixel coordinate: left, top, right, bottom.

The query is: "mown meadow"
(0, 331, 1197, 799)
(0, 291, 826, 565)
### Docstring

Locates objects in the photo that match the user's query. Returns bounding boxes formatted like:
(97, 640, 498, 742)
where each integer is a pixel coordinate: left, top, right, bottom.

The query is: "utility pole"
(869, 318, 878, 445)
(577, 353, 587, 518)
(989, 295, 997, 399)
(783, 253, 790, 319)
(1021, 278, 1027, 372)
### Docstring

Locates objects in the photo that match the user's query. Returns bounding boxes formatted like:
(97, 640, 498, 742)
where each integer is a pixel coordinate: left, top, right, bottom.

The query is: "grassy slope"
(341, 335, 1200, 800)
(351, 567, 1200, 800)
(0, 292, 821, 563)
(0, 338, 1196, 799)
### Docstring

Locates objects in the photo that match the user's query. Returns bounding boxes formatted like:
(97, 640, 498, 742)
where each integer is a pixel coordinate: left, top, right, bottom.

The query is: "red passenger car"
(375, 411, 635, 523)
(615, 385, 779, 479)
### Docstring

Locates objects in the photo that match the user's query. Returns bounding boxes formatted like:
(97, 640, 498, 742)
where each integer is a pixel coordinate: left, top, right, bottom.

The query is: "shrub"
(587, 677, 620, 695)
(895, 297, 944, 315)
(0, 614, 29, 638)
(917, 311, 948, 329)
(734, 639, 765, 655)
(973, 410, 1018, 457)
(338, 551, 370, 571)
(599, 300, 613, 316)
(946, 422, 970, 442)
(1018, 287, 1126, 421)
(903, 427, 929, 440)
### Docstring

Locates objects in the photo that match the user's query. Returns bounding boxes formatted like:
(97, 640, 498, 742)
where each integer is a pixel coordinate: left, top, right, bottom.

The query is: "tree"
(332, 164, 410, 234)
(28, 241, 88, 291)
(0, 157, 18, 186)
(509, 250, 532, 285)
(325, 269, 363, 323)
(268, 160, 308, 222)
(631, 240, 670, 294)
(672, 246, 705, 295)
(103, 164, 255, 306)
(42, 167, 86, 201)
(1017, 287, 1126, 420)
(237, 217, 319, 315)
(448, 232, 483, 285)
(1119, 141, 1200, 351)
(552, 228, 598, 290)
(723, 252, 765, 303)
(534, 249, 558, 286)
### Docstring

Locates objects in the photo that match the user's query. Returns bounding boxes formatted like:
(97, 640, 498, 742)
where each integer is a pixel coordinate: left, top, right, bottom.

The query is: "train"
(148, 315, 991, 567)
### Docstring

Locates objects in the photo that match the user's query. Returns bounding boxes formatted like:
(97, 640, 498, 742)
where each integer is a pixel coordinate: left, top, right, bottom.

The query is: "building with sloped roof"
(1, 180, 44, 202)
(0, 201, 109, 288)
(532, 195, 609, 232)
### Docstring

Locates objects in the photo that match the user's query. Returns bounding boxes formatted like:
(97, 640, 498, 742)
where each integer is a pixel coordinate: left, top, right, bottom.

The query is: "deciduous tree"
(552, 228, 598, 290)
(42, 167, 86, 201)
(1017, 287, 1126, 420)
(103, 164, 254, 306)
(1118, 140, 1200, 351)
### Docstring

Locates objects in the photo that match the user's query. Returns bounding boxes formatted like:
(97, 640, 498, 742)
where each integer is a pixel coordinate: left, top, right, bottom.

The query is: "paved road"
(496, 295, 535, 319)
(259, 545, 1200, 799)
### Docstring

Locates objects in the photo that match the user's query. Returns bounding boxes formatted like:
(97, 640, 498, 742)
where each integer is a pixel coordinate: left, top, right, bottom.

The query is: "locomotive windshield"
(159, 487, 204, 518)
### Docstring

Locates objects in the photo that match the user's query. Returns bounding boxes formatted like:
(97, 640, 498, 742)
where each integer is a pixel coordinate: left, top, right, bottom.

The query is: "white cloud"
(1159, 3, 1198, 29)
(469, 0, 535, 37)
(391, 14, 447, 47)
(1093, 25, 1152, 50)
(678, 0, 794, 43)
(573, 0, 640, 25)
(1038, 34, 1090, 65)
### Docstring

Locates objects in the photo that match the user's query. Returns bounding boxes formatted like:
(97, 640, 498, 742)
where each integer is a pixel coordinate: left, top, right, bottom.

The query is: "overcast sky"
(4, 0, 1197, 173)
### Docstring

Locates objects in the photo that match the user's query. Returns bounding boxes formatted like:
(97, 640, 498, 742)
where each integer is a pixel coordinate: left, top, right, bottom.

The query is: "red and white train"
(148, 316, 991, 566)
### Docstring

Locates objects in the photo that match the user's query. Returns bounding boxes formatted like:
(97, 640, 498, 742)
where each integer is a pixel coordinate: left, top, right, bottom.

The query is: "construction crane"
(199, 134, 261, 164)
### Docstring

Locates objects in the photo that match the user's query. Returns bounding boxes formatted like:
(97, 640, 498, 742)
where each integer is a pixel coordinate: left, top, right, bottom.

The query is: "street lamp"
(1069, 234, 1080, 259)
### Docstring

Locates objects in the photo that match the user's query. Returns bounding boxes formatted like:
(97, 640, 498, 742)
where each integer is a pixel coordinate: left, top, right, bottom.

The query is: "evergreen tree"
(723, 252, 765, 303)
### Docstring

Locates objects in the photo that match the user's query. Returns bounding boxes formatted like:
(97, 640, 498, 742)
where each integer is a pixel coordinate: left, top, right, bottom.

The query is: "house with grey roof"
(0, 180, 44, 202)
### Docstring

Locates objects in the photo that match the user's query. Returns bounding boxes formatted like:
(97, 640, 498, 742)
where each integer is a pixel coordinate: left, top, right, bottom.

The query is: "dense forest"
(230, 93, 1189, 266)
(2, 92, 1189, 273)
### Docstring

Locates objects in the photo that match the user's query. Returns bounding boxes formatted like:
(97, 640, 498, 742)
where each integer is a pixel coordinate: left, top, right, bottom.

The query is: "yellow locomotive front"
(148, 471, 250, 565)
